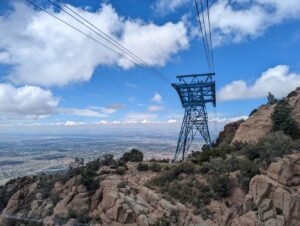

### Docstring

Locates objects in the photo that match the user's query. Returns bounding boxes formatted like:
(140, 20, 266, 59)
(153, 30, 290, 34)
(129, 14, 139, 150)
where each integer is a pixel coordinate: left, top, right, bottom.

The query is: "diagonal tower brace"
(171, 73, 216, 162)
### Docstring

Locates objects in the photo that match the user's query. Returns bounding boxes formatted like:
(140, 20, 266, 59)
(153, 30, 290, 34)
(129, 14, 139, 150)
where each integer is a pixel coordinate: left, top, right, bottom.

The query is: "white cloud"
(64, 120, 86, 126)
(148, 105, 163, 112)
(0, 2, 189, 86)
(151, 92, 162, 103)
(59, 108, 108, 118)
(167, 119, 178, 123)
(0, 52, 11, 63)
(0, 83, 59, 119)
(125, 112, 158, 123)
(60, 103, 124, 118)
(208, 0, 300, 46)
(96, 120, 109, 125)
(209, 115, 248, 123)
(153, 0, 190, 15)
(218, 65, 300, 101)
(125, 83, 137, 88)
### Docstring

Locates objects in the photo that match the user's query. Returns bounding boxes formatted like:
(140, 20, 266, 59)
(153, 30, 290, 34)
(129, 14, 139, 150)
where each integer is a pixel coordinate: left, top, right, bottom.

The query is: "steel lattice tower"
(171, 73, 216, 162)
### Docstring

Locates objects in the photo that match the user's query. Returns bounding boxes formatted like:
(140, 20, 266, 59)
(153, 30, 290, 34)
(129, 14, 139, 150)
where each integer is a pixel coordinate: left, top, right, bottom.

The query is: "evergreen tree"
(271, 99, 300, 139)
(267, 92, 278, 105)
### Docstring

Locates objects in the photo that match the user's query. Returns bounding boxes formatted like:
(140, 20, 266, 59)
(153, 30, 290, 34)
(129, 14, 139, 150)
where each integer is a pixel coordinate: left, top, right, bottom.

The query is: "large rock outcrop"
(0, 165, 204, 226)
(233, 153, 300, 226)
(232, 87, 300, 144)
(216, 119, 244, 145)
(1, 153, 300, 226)
(231, 105, 274, 144)
(289, 87, 300, 125)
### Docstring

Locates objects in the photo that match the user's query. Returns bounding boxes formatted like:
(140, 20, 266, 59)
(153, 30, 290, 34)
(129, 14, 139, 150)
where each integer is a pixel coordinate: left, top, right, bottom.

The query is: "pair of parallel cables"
(194, 0, 215, 73)
(25, 0, 171, 83)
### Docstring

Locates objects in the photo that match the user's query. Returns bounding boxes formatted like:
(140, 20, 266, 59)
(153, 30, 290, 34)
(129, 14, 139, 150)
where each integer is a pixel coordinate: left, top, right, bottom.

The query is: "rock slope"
(1, 153, 300, 226)
(0, 165, 204, 226)
(232, 87, 300, 144)
(233, 153, 300, 226)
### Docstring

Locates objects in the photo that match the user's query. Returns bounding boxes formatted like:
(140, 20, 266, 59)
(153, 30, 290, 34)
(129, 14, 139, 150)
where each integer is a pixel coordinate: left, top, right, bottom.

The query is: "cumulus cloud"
(153, 0, 190, 15)
(0, 83, 59, 119)
(0, 1, 189, 86)
(208, 0, 300, 46)
(218, 65, 300, 101)
(151, 92, 162, 103)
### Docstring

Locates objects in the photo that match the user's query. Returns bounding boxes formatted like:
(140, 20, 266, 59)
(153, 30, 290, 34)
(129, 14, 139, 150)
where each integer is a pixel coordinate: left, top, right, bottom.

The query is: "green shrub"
(149, 158, 170, 163)
(209, 175, 232, 199)
(241, 144, 260, 161)
(249, 108, 258, 116)
(256, 131, 296, 165)
(102, 154, 115, 166)
(287, 90, 297, 98)
(199, 207, 214, 220)
(121, 149, 143, 162)
(149, 162, 162, 172)
(267, 92, 278, 105)
(190, 148, 226, 165)
(137, 162, 149, 171)
(173, 162, 194, 176)
(117, 181, 127, 188)
(201, 157, 238, 174)
(147, 163, 194, 188)
(68, 208, 91, 224)
(237, 159, 259, 192)
(49, 193, 61, 206)
(116, 166, 126, 175)
(80, 159, 101, 193)
(272, 99, 300, 139)
(238, 159, 259, 178)
(154, 214, 171, 226)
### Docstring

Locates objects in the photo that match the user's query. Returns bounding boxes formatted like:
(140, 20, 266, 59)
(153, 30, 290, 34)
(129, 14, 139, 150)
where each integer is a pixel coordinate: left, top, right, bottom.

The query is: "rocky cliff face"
(231, 104, 274, 144)
(233, 153, 300, 226)
(1, 153, 300, 226)
(0, 165, 204, 226)
(232, 87, 300, 144)
(216, 119, 244, 145)
(289, 87, 300, 125)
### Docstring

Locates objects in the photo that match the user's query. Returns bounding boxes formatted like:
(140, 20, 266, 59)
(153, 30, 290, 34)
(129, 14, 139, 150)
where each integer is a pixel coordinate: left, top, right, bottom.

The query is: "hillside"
(232, 87, 300, 143)
(0, 88, 300, 226)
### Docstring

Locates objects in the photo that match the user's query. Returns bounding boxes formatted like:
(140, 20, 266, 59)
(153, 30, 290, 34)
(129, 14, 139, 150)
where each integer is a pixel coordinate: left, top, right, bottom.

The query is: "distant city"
(0, 123, 222, 185)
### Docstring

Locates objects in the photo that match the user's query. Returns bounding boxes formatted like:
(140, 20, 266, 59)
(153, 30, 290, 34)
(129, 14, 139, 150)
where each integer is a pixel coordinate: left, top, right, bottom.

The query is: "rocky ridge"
(1, 153, 300, 226)
(232, 87, 300, 144)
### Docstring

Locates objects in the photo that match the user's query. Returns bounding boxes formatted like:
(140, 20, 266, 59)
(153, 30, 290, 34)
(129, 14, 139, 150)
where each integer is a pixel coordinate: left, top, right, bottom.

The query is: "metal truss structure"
(171, 73, 216, 162)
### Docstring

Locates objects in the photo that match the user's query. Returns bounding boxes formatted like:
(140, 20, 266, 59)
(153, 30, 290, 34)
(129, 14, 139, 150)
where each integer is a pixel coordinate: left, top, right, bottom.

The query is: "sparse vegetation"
(209, 175, 232, 199)
(80, 158, 100, 193)
(68, 208, 91, 224)
(272, 99, 300, 139)
(149, 162, 162, 172)
(121, 148, 144, 162)
(137, 162, 149, 171)
(116, 166, 126, 175)
(190, 148, 227, 165)
(249, 108, 257, 116)
(154, 214, 171, 226)
(267, 92, 278, 105)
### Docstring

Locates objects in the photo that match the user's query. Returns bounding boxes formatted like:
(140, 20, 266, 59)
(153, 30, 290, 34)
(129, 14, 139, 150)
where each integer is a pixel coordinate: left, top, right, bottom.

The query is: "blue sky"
(0, 0, 300, 130)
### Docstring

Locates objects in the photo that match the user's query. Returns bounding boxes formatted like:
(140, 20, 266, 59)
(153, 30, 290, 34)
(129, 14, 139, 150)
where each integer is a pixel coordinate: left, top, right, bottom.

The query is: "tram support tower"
(171, 73, 216, 162)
